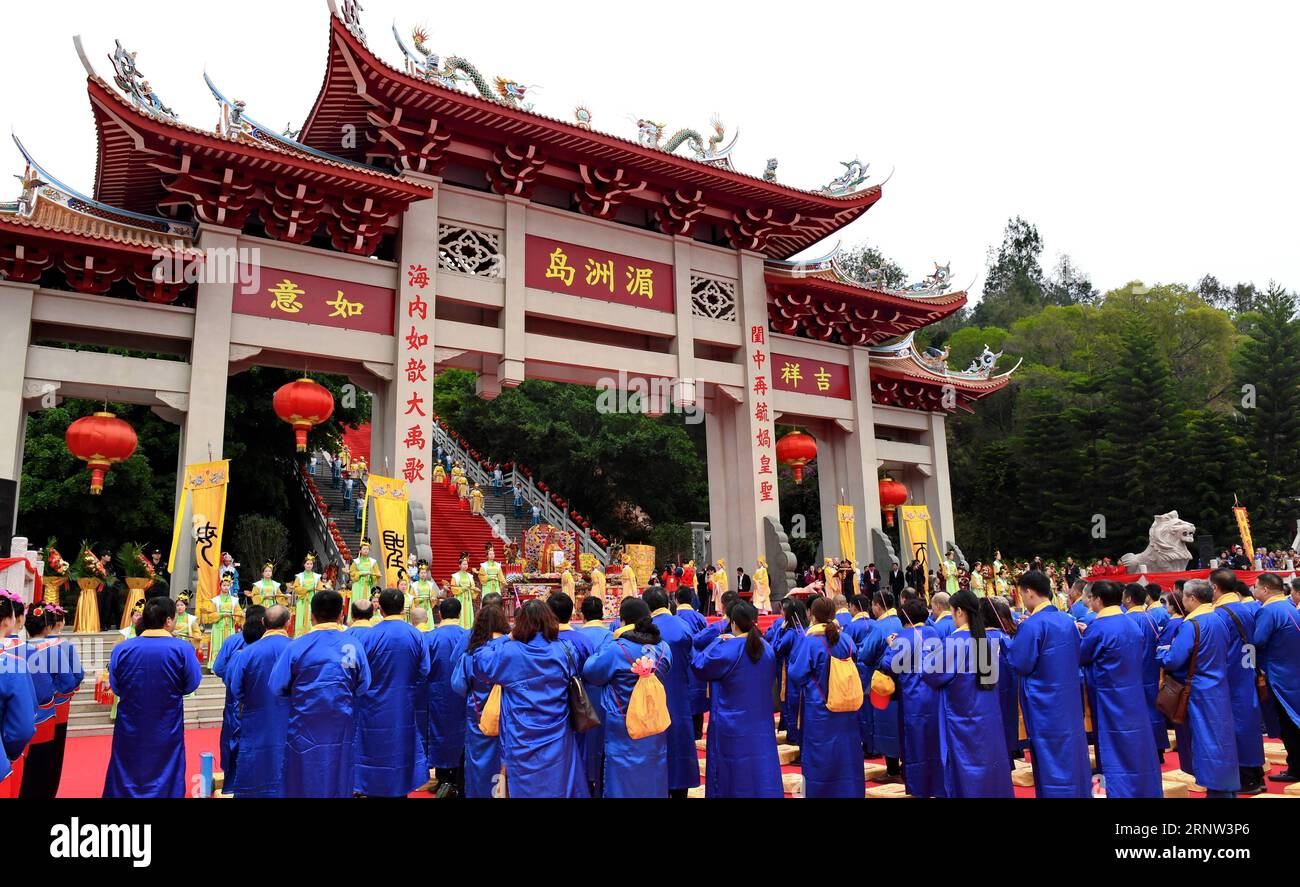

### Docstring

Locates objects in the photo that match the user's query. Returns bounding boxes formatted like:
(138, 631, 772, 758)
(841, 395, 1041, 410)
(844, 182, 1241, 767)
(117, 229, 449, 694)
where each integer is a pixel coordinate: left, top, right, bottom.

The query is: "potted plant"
(69, 541, 107, 633)
(117, 542, 155, 626)
(40, 538, 70, 605)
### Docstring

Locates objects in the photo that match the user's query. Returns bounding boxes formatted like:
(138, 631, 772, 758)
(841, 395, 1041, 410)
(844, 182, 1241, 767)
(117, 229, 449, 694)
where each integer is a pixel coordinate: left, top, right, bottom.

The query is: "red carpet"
(427, 476, 500, 583)
(340, 425, 370, 465)
(58, 727, 222, 798)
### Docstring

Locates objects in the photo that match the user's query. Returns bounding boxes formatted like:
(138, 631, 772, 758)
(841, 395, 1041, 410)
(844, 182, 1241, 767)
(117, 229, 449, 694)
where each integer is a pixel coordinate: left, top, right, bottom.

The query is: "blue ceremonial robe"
(984, 628, 1021, 755)
(227, 631, 292, 798)
(844, 615, 878, 753)
(858, 612, 904, 759)
(932, 613, 956, 641)
(1214, 598, 1265, 768)
(355, 617, 430, 796)
(474, 635, 589, 798)
(270, 624, 371, 798)
(1078, 611, 1162, 798)
(675, 607, 710, 717)
(1158, 607, 1240, 792)
(1006, 604, 1091, 798)
(583, 635, 672, 798)
(884, 624, 946, 798)
(788, 628, 863, 798)
(1254, 597, 1300, 751)
(0, 646, 35, 789)
(577, 622, 614, 788)
(104, 632, 202, 798)
(1126, 608, 1170, 751)
(1148, 605, 1170, 635)
(835, 610, 853, 630)
(651, 611, 701, 790)
(1069, 601, 1089, 622)
(692, 634, 783, 798)
(424, 623, 470, 770)
(211, 633, 247, 786)
(922, 631, 1014, 797)
(769, 618, 805, 746)
(450, 638, 505, 798)
(1159, 615, 1195, 772)
(556, 625, 599, 781)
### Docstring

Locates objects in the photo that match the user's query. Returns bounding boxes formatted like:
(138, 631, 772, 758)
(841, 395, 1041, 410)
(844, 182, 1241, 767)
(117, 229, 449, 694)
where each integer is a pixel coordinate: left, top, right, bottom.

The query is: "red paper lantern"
(65, 411, 138, 495)
(273, 377, 335, 452)
(878, 475, 909, 527)
(775, 431, 817, 484)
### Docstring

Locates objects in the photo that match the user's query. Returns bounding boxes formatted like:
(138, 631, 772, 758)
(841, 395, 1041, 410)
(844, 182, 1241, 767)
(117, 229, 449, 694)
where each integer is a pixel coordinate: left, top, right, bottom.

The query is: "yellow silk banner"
(837, 505, 856, 563)
(899, 504, 941, 582)
(366, 474, 410, 587)
(1233, 506, 1255, 561)
(167, 460, 230, 617)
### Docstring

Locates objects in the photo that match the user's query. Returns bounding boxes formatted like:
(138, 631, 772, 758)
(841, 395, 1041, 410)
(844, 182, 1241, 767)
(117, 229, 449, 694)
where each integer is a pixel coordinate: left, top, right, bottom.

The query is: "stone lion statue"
(1119, 511, 1196, 574)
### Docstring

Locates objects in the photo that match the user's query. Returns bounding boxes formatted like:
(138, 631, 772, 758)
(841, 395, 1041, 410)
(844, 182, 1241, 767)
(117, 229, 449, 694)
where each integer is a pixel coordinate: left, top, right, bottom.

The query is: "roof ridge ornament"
(895, 261, 952, 296)
(394, 23, 536, 111)
(634, 114, 738, 162)
(338, 0, 368, 45)
(107, 39, 177, 122)
(816, 158, 869, 196)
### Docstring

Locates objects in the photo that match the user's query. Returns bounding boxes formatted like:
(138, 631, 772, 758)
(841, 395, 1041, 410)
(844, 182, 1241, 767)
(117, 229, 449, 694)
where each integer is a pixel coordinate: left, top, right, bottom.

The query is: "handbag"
(1156, 618, 1198, 724)
(565, 646, 601, 733)
(1222, 605, 1273, 709)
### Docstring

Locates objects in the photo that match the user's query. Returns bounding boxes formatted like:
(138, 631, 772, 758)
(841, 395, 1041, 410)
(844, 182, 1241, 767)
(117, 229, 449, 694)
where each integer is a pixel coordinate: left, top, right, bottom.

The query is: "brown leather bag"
(1157, 618, 1199, 724)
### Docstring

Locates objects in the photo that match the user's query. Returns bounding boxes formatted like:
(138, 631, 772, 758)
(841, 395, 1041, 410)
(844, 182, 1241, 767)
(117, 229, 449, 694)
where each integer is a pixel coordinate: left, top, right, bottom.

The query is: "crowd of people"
(4, 550, 1299, 799)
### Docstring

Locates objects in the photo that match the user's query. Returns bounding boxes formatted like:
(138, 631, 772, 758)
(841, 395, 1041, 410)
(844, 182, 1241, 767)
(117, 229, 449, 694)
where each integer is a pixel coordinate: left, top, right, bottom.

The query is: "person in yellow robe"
(588, 564, 606, 602)
(712, 558, 729, 615)
(752, 556, 772, 614)
(432, 462, 446, 485)
(250, 563, 286, 606)
(469, 485, 485, 515)
(349, 539, 382, 606)
(619, 559, 639, 599)
(560, 562, 576, 602)
(457, 474, 470, 503)
(822, 557, 841, 598)
(449, 552, 477, 630)
(172, 593, 202, 652)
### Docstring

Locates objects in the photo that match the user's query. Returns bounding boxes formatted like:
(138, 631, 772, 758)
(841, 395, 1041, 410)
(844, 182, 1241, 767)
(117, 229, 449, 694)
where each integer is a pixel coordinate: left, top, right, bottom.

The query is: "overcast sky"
(3, 0, 1295, 299)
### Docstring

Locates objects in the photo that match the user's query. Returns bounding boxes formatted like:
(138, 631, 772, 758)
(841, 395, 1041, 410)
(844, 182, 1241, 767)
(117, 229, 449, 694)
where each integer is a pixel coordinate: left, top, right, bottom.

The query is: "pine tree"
(1181, 410, 1250, 546)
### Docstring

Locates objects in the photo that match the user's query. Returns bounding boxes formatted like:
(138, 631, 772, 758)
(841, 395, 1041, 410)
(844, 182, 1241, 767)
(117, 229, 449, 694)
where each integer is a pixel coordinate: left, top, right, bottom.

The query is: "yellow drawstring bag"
(478, 684, 503, 736)
(618, 644, 671, 740)
(823, 637, 864, 713)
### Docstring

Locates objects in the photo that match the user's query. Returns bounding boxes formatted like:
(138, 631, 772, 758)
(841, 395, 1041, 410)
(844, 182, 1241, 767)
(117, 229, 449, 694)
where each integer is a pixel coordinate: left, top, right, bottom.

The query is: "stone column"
(922, 411, 956, 550)
(670, 236, 697, 410)
(0, 281, 35, 488)
(495, 195, 527, 390)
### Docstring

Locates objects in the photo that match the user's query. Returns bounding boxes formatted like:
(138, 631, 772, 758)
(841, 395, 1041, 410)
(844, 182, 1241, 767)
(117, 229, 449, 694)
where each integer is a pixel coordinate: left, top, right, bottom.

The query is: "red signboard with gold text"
(770, 353, 851, 399)
(525, 235, 674, 312)
(235, 268, 396, 335)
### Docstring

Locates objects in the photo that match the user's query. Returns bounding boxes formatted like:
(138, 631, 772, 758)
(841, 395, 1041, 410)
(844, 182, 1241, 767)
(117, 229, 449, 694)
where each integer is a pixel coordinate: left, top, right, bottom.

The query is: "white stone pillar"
(496, 195, 527, 388)
(922, 411, 956, 549)
(0, 281, 34, 488)
(670, 236, 697, 410)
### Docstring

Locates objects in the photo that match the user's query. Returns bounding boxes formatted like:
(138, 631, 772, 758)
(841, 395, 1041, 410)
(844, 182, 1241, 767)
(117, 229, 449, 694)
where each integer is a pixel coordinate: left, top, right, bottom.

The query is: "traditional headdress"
(175, 593, 190, 604)
(417, 560, 430, 571)
(132, 598, 146, 614)
(262, 562, 274, 571)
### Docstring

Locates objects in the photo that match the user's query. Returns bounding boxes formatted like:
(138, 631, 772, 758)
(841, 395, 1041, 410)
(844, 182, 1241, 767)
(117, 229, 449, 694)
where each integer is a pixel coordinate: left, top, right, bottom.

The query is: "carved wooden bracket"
(154, 154, 257, 228)
(261, 181, 327, 245)
(725, 207, 801, 253)
(364, 106, 453, 175)
(655, 188, 706, 237)
(486, 143, 546, 198)
(576, 165, 645, 219)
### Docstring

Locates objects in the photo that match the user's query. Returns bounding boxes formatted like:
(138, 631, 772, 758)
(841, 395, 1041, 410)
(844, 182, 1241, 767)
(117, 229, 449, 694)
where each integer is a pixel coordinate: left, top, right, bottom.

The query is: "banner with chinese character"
(167, 460, 230, 616)
(899, 504, 940, 584)
(1233, 505, 1255, 561)
(235, 268, 396, 334)
(770, 353, 851, 399)
(364, 474, 410, 587)
(524, 235, 675, 312)
(837, 505, 856, 563)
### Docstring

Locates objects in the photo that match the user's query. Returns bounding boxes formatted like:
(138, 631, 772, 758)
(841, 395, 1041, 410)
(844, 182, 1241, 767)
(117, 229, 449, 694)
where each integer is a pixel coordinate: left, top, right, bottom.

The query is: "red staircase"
(426, 475, 502, 584)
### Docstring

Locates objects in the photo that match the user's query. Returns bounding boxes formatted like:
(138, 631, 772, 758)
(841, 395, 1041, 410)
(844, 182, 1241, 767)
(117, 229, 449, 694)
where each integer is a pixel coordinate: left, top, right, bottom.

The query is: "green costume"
(944, 558, 959, 595)
(350, 555, 381, 601)
(293, 571, 322, 639)
(478, 559, 505, 598)
(450, 570, 476, 630)
(411, 579, 437, 624)
(251, 578, 284, 607)
(207, 593, 240, 671)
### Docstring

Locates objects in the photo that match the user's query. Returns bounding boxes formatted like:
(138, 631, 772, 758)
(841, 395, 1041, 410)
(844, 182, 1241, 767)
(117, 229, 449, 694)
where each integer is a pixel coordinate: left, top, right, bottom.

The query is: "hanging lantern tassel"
(878, 475, 909, 527)
(273, 378, 335, 452)
(65, 412, 139, 495)
(775, 431, 817, 484)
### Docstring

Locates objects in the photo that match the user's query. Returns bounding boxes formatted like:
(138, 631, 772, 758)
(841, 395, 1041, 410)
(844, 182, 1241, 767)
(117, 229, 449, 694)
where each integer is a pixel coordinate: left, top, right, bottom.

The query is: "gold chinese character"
(625, 266, 654, 300)
(545, 248, 576, 287)
(268, 279, 305, 314)
(585, 258, 614, 292)
(780, 362, 803, 387)
(326, 291, 365, 319)
(815, 367, 832, 392)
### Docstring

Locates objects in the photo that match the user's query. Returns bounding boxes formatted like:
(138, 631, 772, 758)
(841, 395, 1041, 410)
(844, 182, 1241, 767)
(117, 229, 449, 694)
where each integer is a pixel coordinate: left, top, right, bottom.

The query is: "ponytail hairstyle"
(780, 595, 808, 633)
(730, 601, 764, 663)
(809, 595, 840, 646)
(619, 597, 660, 645)
(950, 590, 996, 690)
(980, 595, 1016, 637)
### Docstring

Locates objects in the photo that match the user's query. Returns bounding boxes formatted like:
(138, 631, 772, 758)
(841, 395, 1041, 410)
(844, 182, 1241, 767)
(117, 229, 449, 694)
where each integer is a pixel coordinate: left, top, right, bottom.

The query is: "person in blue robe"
(787, 596, 863, 798)
(834, 597, 854, 630)
(346, 599, 377, 641)
(1077, 581, 1162, 798)
(0, 592, 35, 799)
(576, 595, 613, 794)
(425, 597, 470, 797)
(691, 600, 783, 797)
(584, 597, 672, 798)
(881, 597, 946, 797)
(1210, 569, 1266, 792)
(354, 589, 430, 797)
(980, 596, 1023, 761)
(549, 592, 600, 787)
(473, 599, 588, 798)
(930, 593, 956, 641)
(643, 588, 699, 795)
(104, 597, 202, 798)
(1146, 584, 1171, 634)
(227, 605, 292, 798)
(16, 604, 59, 798)
(212, 604, 264, 791)
(768, 596, 808, 747)
(674, 588, 710, 738)
(1158, 578, 1240, 796)
(270, 590, 371, 798)
(923, 590, 1013, 797)
(844, 595, 878, 758)
(858, 590, 904, 776)
(1005, 570, 1091, 798)
(693, 591, 739, 653)
(1251, 572, 1300, 782)
(450, 603, 510, 798)
(43, 606, 83, 798)
(1122, 583, 1170, 756)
